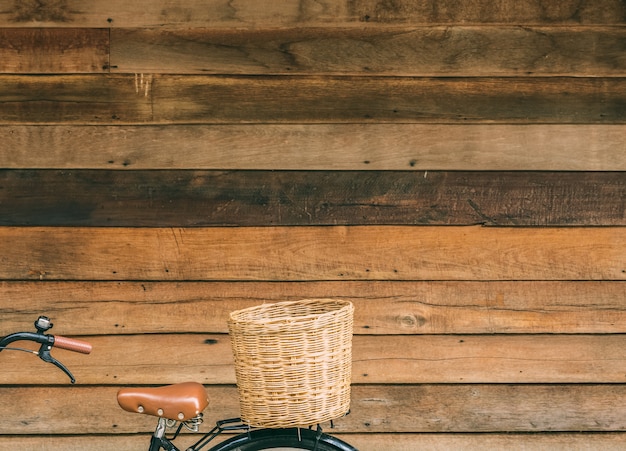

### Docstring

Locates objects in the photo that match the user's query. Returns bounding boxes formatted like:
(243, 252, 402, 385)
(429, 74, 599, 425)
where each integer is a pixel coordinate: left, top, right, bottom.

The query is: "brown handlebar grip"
(53, 336, 93, 354)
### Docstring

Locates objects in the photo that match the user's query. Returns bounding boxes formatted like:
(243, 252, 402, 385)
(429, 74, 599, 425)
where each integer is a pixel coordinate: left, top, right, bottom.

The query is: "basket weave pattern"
(228, 299, 354, 428)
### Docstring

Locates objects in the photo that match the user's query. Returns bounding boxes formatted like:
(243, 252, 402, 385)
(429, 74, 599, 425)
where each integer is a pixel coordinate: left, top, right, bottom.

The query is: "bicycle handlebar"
(53, 335, 93, 354)
(0, 316, 92, 383)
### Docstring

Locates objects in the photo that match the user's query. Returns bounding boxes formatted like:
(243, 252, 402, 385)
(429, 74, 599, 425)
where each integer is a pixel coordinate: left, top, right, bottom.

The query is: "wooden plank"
(111, 27, 626, 76)
(1, 170, 624, 227)
(4, 124, 625, 171)
(0, 226, 623, 281)
(352, 334, 626, 384)
(0, 435, 222, 451)
(2, 75, 626, 124)
(1, 1, 624, 27)
(0, 28, 109, 73)
(3, 281, 624, 335)
(2, 385, 626, 433)
(350, 0, 626, 25)
(150, 76, 626, 124)
(333, 433, 626, 451)
(0, 75, 151, 124)
(2, 334, 625, 385)
(2, 432, 625, 451)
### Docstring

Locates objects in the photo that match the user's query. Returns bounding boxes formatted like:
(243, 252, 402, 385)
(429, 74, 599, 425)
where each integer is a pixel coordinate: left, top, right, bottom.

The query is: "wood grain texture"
(4, 124, 625, 170)
(2, 385, 626, 433)
(2, 334, 625, 385)
(1, 0, 624, 27)
(0, 28, 109, 73)
(0, 75, 151, 124)
(1, 170, 624, 226)
(351, 0, 626, 25)
(110, 27, 626, 76)
(3, 75, 626, 124)
(2, 1, 625, 446)
(2, 281, 624, 335)
(0, 226, 623, 281)
(2, 433, 625, 451)
(150, 76, 626, 124)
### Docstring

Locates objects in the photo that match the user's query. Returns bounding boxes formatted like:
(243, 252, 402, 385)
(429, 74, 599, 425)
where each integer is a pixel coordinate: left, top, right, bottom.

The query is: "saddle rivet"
(137, 405, 144, 413)
(178, 412, 184, 420)
(157, 408, 164, 416)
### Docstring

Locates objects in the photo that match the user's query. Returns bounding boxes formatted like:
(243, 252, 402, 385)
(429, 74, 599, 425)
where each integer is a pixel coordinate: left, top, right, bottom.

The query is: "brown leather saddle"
(117, 382, 209, 421)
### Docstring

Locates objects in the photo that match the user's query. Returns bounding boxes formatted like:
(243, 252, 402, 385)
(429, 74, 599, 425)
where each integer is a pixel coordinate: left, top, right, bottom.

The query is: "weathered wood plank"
(2, 432, 625, 451)
(1, 170, 623, 226)
(2, 75, 626, 124)
(0, 227, 623, 281)
(110, 27, 626, 76)
(2, 385, 626, 433)
(321, 433, 626, 451)
(0, 28, 109, 73)
(1, 0, 623, 27)
(2, 334, 625, 385)
(2, 124, 626, 171)
(352, 334, 626, 384)
(351, 0, 626, 25)
(3, 281, 624, 335)
(0, 75, 152, 124)
(150, 76, 626, 124)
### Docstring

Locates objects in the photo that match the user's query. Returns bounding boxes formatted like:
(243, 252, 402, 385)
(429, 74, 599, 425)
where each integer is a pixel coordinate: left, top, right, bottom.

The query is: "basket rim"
(228, 298, 353, 326)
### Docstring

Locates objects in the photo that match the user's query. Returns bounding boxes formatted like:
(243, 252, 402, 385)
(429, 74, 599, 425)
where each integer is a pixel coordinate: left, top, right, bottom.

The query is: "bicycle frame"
(147, 416, 332, 451)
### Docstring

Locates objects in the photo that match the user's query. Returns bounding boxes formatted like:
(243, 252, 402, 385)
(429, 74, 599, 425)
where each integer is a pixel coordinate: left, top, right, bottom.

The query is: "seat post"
(154, 418, 167, 439)
(148, 418, 170, 451)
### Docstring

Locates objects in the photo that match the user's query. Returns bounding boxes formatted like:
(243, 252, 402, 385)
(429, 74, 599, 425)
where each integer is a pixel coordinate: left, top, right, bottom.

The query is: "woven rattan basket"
(228, 299, 354, 428)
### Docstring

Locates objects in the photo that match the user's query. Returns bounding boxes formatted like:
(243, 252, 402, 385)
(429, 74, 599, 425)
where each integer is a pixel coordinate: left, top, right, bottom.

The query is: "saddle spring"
(181, 412, 204, 433)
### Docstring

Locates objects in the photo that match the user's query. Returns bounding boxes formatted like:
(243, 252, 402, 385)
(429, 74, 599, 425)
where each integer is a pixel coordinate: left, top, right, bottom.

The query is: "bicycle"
(1, 316, 358, 451)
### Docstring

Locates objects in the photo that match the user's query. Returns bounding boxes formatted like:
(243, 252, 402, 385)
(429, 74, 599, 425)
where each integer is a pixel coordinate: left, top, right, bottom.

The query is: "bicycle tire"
(208, 427, 358, 451)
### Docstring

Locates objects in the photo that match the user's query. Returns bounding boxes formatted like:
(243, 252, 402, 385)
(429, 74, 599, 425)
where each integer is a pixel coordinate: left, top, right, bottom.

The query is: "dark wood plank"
(151, 76, 626, 124)
(0, 226, 623, 281)
(2, 75, 626, 124)
(3, 124, 626, 170)
(2, 385, 626, 433)
(1, 170, 624, 226)
(111, 27, 626, 76)
(1, 0, 624, 27)
(3, 334, 625, 385)
(351, 0, 626, 25)
(2, 281, 624, 335)
(0, 28, 109, 73)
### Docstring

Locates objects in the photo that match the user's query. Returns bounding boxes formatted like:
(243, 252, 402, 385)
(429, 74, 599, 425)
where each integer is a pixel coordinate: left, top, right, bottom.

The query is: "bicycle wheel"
(209, 427, 358, 451)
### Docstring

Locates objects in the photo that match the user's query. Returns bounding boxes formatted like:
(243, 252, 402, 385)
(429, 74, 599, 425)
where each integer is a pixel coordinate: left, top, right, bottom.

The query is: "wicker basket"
(228, 299, 354, 428)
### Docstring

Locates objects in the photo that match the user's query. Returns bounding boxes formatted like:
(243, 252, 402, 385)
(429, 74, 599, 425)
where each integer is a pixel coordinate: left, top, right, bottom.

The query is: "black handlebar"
(0, 316, 92, 384)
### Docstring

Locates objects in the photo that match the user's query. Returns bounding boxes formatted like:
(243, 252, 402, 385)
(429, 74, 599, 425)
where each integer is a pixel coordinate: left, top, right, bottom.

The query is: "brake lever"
(38, 342, 76, 384)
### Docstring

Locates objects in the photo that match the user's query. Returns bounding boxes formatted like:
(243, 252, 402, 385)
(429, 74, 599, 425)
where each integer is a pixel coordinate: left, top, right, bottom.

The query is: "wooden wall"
(1, 1, 625, 449)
